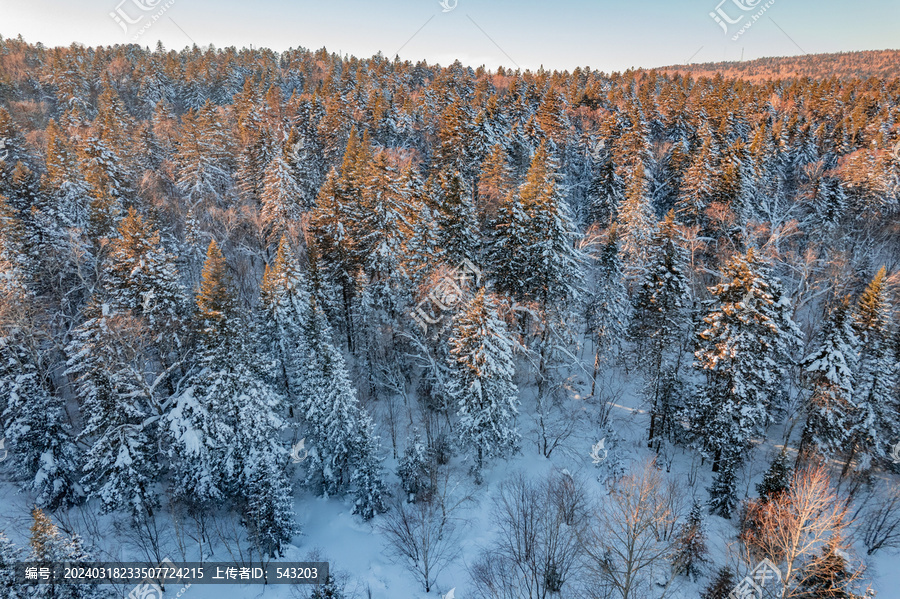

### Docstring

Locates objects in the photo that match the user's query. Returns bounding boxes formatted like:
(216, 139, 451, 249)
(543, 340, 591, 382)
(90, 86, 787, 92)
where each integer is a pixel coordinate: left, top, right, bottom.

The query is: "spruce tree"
(431, 170, 480, 266)
(447, 289, 520, 482)
(509, 141, 584, 307)
(685, 249, 801, 517)
(700, 567, 736, 599)
(672, 501, 708, 581)
(0, 531, 24, 599)
(258, 235, 310, 407)
(630, 210, 690, 446)
(846, 267, 897, 475)
(800, 297, 858, 459)
(617, 160, 656, 277)
(757, 449, 791, 501)
(168, 240, 295, 553)
(397, 430, 434, 503)
(260, 147, 304, 245)
(586, 225, 631, 369)
(28, 509, 106, 599)
(294, 289, 386, 517)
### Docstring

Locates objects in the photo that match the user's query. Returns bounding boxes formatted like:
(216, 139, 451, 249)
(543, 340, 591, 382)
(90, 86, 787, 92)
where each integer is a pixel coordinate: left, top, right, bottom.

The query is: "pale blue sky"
(1, 0, 897, 71)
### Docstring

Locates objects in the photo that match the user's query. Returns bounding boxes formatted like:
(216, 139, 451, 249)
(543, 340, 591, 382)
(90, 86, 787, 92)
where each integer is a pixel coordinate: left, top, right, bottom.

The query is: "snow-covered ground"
(3, 363, 896, 598)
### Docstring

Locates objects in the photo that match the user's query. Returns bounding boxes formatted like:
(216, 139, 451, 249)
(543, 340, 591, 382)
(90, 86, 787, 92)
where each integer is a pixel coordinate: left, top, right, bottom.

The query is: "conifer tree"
(677, 135, 716, 226)
(684, 249, 801, 517)
(477, 143, 513, 222)
(1, 202, 81, 509)
(630, 211, 690, 446)
(700, 567, 736, 599)
(845, 267, 897, 475)
(397, 430, 434, 503)
(431, 170, 480, 266)
(66, 299, 161, 516)
(800, 297, 858, 459)
(504, 141, 584, 307)
(260, 146, 304, 245)
(174, 100, 232, 203)
(617, 160, 656, 276)
(28, 509, 106, 599)
(168, 240, 295, 552)
(672, 501, 708, 581)
(104, 208, 185, 345)
(258, 235, 310, 406)
(0, 531, 24, 599)
(294, 288, 385, 517)
(447, 289, 520, 482)
(586, 225, 631, 368)
(757, 449, 791, 501)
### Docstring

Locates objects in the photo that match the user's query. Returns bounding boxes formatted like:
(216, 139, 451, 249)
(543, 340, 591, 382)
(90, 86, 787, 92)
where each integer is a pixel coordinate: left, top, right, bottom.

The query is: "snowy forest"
(0, 37, 899, 599)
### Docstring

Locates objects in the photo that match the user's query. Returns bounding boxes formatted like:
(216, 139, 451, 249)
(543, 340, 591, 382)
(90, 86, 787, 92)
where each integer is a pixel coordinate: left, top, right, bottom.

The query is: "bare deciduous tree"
(379, 467, 470, 592)
(578, 459, 683, 599)
(470, 470, 590, 599)
(852, 481, 900, 555)
(740, 464, 866, 598)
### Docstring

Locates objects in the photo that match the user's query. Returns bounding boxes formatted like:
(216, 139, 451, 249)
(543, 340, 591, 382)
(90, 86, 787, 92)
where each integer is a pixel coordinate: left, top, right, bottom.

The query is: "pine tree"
(431, 170, 479, 266)
(630, 211, 690, 446)
(174, 100, 232, 203)
(0, 531, 24, 599)
(169, 240, 296, 551)
(798, 536, 865, 599)
(28, 508, 106, 599)
(845, 267, 897, 475)
(685, 249, 801, 517)
(490, 187, 529, 302)
(447, 289, 520, 482)
(676, 135, 716, 227)
(800, 297, 858, 459)
(258, 236, 310, 407)
(104, 208, 185, 345)
(2, 350, 82, 510)
(295, 290, 385, 517)
(587, 147, 625, 228)
(66, 300, 160, 516)
(757, 449, 791, 501)
(586, 225, 631, 368)
(672, 501, 708, 581)
(508, 141, 584, 307)
(397, 430, 434, 503)
(1, 208, 81, 509)
(67, 209, 184, 517)
(617, 160, 656, 276)
(700, 567, 736, 599)
(477, 143, 513, 222)
(309, 574, 345, 599)
(260, 147, 304, 245)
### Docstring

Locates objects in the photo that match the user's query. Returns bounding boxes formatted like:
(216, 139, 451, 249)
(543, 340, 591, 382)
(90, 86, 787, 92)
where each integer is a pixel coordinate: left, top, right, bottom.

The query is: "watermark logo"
(109, 0, 177, 41)
(890, 441, 900, 465)
(590, 438, 608, 464)
(709, 0, 775, 39)
(741, 288, 757, 311)
(128, 581, 163, 599)
(128, 557, 191, 599)
(728, 558, 782, 599)
(0, 139, 8, 161)
(411, 259, 482, 334)
(439, 0, 458, 12)
(290, 438, 308, 464)
(141, 290, 156, 313)
(587, 138, 606, 159)
(0, 438, 7, 462)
